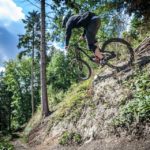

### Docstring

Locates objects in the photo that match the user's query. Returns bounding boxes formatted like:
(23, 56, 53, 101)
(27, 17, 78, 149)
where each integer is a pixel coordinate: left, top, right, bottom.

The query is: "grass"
(46, 78, 93, 130)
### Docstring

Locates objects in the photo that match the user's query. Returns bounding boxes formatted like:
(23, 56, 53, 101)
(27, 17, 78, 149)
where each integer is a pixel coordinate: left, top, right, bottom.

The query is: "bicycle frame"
(72, 43, 118, 70)
(69, 38, 134, 72)
(73, 44, 94, 62)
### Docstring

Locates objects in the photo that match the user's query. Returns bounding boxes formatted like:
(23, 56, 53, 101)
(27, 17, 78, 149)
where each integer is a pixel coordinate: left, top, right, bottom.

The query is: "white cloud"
(0, 67, 5, 72)
(0, 0, 25, 22)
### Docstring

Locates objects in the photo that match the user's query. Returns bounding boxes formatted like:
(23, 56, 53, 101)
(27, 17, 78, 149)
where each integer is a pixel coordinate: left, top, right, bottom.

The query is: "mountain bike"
(69, 38, 134, 80)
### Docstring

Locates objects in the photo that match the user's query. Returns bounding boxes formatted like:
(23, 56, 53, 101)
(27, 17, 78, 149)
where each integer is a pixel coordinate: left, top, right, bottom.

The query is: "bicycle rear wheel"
(101, 38, 134, 69)
(71, 59, 92, 80)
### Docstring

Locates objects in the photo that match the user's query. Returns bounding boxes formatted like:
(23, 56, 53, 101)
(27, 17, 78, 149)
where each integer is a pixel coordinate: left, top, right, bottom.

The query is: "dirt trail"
(11, 138, 58, 150)
(12, 136, 150, 150)
(11, 139, 29, 150)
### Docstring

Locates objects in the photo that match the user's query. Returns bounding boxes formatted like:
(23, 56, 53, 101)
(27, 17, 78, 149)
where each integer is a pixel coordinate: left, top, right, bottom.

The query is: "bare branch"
(26, 0, 40, 9)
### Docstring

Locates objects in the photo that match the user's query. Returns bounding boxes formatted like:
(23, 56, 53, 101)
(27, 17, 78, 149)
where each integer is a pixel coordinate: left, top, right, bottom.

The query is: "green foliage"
(113, 71, 150, 127)
(18, 10, 41, 58)
(122, 16, 150, 49)
(47, 49, 78, 91)
(48, 85, 64, 106)
(0, 73, 12, 132)
(0, 139, 14, 150)
(4, 60, 31, 128)
(3, 59, 40, 130)
(59, 131, 82, 145)
(119, 0, 150, 20)
(127, 17, 143, 40)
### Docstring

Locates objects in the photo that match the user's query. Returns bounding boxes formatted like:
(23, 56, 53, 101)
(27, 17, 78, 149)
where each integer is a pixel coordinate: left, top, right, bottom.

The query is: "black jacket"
(65, 12, 96, 46)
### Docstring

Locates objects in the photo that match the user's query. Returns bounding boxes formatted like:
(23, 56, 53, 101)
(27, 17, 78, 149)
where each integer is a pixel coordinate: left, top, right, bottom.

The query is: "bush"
(0, 140, 14, 150)
(113, 71, 150, 127)
(59, 131, 82, 145)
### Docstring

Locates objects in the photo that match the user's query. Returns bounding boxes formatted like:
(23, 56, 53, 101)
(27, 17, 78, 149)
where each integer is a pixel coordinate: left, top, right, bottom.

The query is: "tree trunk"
(31, 27, 35, 116)
(40, 0, 49, 117)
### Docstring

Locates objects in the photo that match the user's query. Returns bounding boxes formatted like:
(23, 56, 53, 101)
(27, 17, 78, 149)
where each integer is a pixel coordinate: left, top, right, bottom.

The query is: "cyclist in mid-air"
(62, 11, 104, 64)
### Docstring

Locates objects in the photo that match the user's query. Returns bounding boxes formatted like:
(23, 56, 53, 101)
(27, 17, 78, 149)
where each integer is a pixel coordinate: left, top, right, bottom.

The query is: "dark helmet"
(62, 11, 72, 28)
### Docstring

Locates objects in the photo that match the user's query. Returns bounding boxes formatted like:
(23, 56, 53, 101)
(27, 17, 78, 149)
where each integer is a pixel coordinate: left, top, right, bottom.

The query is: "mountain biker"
(62, 11, 104, 64)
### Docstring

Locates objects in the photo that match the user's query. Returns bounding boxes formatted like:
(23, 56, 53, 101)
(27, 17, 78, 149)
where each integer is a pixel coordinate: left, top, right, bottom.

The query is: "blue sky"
(0, 0, 39, 70)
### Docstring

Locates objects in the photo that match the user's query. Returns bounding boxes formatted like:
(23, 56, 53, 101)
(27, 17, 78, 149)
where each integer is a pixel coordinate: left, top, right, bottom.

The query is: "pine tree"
(40, 0, 50, 117)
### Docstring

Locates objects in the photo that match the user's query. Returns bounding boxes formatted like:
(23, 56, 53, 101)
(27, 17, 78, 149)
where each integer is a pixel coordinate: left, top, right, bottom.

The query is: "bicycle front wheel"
(71, 59, 92, 80)
(101, 38, 134, 69)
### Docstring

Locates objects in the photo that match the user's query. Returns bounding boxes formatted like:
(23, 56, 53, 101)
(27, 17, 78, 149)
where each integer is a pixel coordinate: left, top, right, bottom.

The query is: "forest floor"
(11, 135, 150, 150)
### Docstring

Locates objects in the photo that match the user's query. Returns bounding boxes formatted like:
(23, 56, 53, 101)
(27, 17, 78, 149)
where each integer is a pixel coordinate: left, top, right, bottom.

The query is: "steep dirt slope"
(23, 37, 150, 150)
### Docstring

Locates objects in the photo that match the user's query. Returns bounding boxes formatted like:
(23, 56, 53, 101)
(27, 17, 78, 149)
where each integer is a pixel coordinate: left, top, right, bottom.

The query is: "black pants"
(85, 16, 101, 52)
